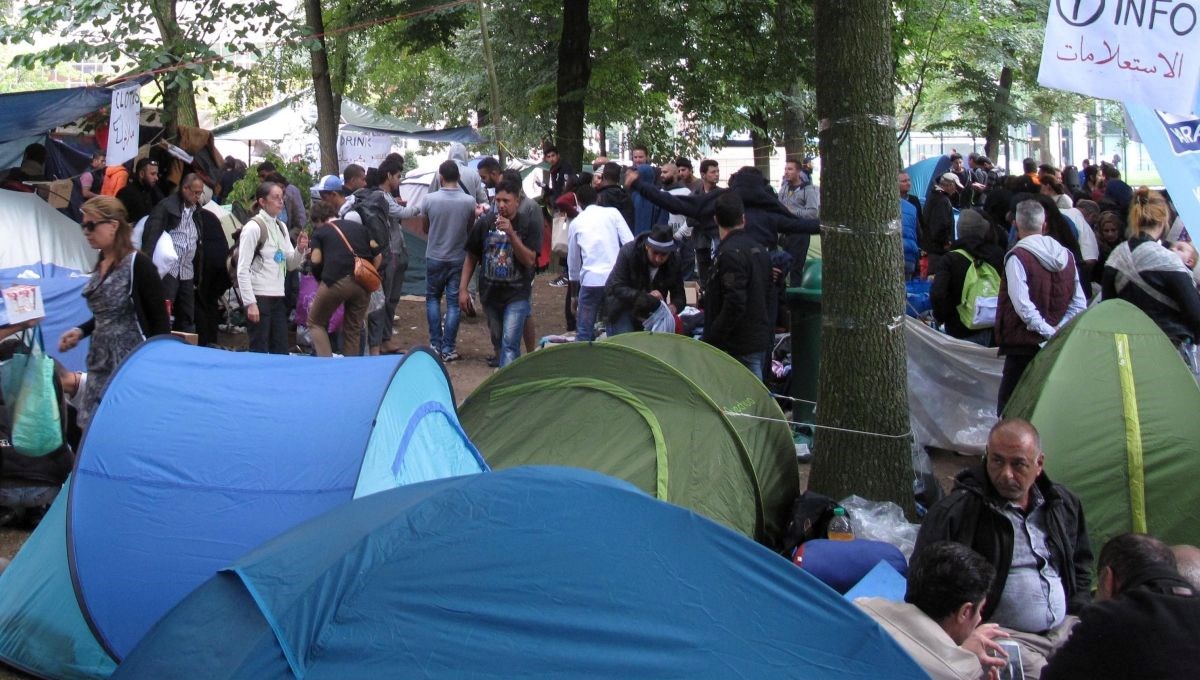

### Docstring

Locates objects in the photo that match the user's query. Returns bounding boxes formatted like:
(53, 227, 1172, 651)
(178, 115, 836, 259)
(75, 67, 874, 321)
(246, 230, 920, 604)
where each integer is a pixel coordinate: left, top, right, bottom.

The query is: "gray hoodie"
(1006, 234, 1086, 338)
(429, 142, 488, 204)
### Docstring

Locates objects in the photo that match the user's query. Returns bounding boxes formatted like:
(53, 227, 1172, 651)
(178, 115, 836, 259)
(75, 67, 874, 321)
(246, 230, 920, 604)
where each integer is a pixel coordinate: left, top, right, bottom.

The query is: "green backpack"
(953, 249, 1001, 330)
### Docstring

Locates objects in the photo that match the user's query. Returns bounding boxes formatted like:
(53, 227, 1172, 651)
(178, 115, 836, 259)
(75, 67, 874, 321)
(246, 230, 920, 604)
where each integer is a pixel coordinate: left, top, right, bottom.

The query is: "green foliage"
(225, 150, 316, 214)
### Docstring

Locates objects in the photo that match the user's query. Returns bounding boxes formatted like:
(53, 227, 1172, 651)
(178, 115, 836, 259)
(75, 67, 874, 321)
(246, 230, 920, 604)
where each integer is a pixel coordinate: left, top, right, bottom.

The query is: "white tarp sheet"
(905, 318, 1002, 456)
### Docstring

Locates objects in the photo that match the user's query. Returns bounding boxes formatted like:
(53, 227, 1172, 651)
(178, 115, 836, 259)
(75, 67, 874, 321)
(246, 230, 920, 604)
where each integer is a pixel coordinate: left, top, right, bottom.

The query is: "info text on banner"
(1038, 0, 1200, 115)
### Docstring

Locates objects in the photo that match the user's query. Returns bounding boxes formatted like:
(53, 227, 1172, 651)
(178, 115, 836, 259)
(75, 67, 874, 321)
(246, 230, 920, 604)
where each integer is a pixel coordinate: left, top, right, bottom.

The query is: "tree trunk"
(782, 81, 806, 162)
(554, 0, 591, 172)
(749, 108, 772, 181)
(984, 65, 1013, 162)
(149, 0, 198, 139)
(305, 0, 340, 175)
(808, 0, 915, 516)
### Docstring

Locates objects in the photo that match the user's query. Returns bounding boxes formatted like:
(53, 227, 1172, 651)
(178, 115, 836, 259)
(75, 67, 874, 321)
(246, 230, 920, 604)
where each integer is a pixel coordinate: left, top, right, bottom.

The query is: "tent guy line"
(723, 411, 914, 440)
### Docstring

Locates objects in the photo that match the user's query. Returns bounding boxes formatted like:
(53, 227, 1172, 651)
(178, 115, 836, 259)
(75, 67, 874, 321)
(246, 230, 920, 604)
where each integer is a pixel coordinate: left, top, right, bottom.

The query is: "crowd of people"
(3, 143, 1200, 677)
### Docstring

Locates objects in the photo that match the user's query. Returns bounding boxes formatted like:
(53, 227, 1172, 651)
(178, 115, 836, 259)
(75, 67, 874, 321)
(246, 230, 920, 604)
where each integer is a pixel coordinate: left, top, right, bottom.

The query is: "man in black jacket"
(117, 158, 165, 225)
(701, 192, 772, 378)
(604, 225, 686, 336)
(142, 174, 206, 332)
(1043, 533, 1200, 679)
(596, 162, 635, 230)
(930, 209, 1004, 345)
(914, 418, 1092, 678)
(922, 172, 960, 273)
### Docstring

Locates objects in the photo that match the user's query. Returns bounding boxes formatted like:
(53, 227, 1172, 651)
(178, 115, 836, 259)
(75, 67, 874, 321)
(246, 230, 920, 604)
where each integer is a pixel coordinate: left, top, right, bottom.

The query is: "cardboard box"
(2, 284, 45, 325)
(171, 331, 198, 345)
(684, 282, 701, 307)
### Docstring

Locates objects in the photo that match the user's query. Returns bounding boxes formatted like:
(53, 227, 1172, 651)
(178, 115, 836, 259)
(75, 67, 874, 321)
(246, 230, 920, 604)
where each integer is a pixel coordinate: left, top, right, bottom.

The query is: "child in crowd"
(1170, 240, 1200, 289)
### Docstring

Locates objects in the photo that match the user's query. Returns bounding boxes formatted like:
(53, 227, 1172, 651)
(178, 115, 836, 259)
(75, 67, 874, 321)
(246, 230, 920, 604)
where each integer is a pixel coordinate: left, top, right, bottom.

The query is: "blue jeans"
(606, 309, 635, 337)
(484, 297, 531, 367)
(736, 351, 766, 381)
(425, 258, 463, 354)
(575, 285, 606, 341)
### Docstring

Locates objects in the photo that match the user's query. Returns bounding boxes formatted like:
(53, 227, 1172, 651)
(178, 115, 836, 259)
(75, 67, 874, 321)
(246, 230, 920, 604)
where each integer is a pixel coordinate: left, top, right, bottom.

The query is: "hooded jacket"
(913, 464, 1093, 624)
(701, 228, 772, 357)
(428, 142, 488, 204)
(629, 172, 820, 250)
(931, 235, 1005, 339)
(630, 164, 664, 235)
(995, 234, 1082, 352)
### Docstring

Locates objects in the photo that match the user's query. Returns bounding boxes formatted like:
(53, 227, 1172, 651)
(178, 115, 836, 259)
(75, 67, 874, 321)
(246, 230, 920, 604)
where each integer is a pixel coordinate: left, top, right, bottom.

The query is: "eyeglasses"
(81, 219, 114, 232)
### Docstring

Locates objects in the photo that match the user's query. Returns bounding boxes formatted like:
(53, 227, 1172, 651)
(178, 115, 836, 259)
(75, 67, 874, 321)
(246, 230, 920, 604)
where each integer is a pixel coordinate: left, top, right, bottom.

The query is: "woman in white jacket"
(236, 182, 307, 353)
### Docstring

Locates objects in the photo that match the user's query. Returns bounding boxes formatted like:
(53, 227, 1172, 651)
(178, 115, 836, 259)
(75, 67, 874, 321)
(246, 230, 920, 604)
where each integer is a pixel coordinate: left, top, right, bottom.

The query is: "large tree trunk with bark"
(306, 0, 340, 175)
(749, 108, 773, 180)
(984, 65, 1013, 162)
(554, 0, 591, 172)
(808, 0, 915, 516)
(149, 0, 198, 140)
(781, 82, 807, 162)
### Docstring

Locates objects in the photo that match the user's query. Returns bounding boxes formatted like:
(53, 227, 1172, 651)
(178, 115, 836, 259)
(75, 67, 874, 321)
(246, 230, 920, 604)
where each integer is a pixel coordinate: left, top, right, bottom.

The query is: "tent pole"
(477, 0, 504, 164)
(246, 140, 251, 166)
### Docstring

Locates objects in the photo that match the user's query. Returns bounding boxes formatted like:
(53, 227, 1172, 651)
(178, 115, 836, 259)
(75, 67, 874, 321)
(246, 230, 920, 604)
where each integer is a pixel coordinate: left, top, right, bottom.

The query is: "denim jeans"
(575, 285, 606, 341)
(425, 258, 463, 354)
(606, 309, 635, 337)
(736, 350, 766, 382)
(248, 295, 288, 354)
(484, 297, 531, 367)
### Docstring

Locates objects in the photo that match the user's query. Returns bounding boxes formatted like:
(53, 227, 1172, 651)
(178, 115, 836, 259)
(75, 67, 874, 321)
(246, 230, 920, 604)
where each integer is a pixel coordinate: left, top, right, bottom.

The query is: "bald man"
(914, 418, 1093, 677)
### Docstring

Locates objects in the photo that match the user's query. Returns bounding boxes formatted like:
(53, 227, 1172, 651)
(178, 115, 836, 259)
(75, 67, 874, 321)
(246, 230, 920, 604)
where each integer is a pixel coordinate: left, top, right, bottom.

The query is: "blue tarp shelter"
(0, 190, 97, 370)
(904, 154, 952, 207)
(115, 466, 926, 679)
(0, 340, 486, 679)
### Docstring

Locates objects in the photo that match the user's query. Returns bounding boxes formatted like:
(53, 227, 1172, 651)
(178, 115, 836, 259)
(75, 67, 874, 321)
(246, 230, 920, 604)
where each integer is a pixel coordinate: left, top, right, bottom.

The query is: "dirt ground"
(0, 271, 975, 678)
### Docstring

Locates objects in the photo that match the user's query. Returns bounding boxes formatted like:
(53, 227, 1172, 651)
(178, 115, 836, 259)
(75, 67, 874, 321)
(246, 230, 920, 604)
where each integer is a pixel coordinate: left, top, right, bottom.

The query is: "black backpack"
(780, 491, 843, 557)
(351, 188, 392, 253)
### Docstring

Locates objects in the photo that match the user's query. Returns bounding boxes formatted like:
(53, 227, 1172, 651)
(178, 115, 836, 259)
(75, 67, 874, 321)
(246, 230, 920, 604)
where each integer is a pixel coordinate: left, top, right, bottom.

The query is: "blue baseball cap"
(310, 174, 344, 199)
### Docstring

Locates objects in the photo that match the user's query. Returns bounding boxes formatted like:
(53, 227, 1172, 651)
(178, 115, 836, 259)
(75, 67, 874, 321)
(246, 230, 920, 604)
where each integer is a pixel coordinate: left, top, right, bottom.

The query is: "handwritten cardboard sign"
(337, 132, 393, 173)
(1038, 0, 1200, 115)
(106, 84, 142, 167)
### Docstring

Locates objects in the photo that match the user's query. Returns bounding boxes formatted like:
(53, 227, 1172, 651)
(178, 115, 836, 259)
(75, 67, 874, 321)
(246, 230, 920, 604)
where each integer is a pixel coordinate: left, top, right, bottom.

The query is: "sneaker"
(441, 350, 461, 362)
(548, 275, 568, 288)
(486, 355, 500, 368)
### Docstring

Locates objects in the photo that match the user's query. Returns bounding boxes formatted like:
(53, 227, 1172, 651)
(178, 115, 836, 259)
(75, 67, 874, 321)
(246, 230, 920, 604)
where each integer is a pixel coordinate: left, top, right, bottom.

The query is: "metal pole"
(477, 0, 504, 164)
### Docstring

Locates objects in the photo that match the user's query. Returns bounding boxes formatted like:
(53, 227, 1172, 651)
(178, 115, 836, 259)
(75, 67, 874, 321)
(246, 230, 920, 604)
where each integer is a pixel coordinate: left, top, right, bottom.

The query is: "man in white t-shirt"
(567, 183, 634, 341)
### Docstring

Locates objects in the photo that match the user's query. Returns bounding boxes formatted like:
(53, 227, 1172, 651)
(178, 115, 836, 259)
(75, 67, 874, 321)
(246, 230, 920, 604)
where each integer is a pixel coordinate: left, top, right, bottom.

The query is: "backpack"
(780, 491, 843, 557)
(226, 214, 270, 295)
(351, 188, 392, 253)
(953, 248, 1001, 329)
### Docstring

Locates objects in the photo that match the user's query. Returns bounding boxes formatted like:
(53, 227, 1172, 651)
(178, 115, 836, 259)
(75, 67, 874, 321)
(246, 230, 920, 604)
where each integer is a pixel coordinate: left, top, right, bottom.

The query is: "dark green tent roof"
(1005, 300, 1200, 550)
(459, 340, 798, 546)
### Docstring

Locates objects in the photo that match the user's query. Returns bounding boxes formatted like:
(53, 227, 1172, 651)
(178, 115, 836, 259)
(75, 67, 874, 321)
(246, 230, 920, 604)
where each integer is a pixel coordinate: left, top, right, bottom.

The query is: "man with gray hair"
(994, 199, 1085, 412)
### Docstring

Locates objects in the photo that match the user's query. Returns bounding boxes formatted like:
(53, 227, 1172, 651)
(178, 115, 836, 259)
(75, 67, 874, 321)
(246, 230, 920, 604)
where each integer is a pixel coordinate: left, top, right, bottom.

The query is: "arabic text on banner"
(106, 85, 141, 167)
(1038, 0, 1200, 116)
(337, 132, 392, 173)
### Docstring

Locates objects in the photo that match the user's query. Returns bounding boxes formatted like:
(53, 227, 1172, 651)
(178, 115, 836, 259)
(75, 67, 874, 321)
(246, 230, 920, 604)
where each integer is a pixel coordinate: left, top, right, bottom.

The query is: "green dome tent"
(458, 336, 798, 547)
(1005, 300, 1200, 550)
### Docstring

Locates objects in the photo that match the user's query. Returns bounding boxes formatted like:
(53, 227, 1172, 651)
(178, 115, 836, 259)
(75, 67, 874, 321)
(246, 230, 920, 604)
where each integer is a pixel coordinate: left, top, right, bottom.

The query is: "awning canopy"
(212, 92, 482, 144)
(0, 78, 154, 144)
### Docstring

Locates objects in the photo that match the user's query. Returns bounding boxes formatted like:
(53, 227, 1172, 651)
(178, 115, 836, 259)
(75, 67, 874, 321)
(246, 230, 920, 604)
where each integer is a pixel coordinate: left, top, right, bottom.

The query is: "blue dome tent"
(115, 466, 926, 680)
(0, 339, 485, 679)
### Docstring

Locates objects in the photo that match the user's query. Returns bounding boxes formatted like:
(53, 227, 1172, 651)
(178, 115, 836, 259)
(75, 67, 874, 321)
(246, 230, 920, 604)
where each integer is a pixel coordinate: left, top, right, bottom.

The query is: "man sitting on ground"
(857, 541, 1010, 680)
(914, 418, 1092, 678)
(1043, 533, 1200, 679)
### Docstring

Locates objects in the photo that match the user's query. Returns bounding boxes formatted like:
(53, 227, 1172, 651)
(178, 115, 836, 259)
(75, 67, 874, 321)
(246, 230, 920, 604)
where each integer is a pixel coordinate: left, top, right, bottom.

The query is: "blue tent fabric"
(0, 484, 116, 680)
(116, 466, 927, 680)
(0, 78, 153, 144)
(0, 339, 486, 667)
(844, 561, 909, 603)
(904, 155, 952, 208)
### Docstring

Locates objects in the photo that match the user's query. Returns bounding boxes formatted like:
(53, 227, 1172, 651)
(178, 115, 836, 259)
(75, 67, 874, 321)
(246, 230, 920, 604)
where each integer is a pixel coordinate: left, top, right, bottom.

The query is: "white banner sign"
(106, 84, 141, 167)
(337, 131, 392, 172)
(1038, 0, 1200, 115)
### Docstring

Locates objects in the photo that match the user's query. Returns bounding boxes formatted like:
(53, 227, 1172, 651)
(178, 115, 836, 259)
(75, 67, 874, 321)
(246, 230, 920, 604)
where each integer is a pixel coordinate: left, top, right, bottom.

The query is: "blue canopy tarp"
(115, 466, 926, 680)
(0, 340, 485, 678)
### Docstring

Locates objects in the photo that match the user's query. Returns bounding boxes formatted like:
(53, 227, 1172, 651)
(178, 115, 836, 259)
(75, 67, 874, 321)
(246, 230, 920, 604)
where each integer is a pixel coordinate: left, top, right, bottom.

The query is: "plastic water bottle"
(827, 507, 854, 541)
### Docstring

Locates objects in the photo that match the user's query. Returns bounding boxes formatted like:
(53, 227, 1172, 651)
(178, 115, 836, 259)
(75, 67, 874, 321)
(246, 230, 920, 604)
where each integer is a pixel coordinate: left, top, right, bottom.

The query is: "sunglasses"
(81, 219, 114, 232)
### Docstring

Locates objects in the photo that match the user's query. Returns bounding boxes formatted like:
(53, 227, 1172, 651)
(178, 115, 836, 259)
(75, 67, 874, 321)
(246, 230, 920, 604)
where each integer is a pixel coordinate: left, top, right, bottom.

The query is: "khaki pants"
(1000, 615, 1079, 679)
(308, 275, 369, 357)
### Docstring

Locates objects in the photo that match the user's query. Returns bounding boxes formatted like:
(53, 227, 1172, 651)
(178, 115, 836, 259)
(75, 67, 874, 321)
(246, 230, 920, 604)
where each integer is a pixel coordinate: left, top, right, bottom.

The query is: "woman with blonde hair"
(1102, 187, 1200, 376)
(58, 196, 170, 427)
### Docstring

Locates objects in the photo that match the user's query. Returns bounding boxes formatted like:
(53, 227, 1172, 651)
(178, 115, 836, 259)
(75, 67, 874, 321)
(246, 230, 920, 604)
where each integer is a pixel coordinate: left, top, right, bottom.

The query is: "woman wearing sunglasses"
(58, 196, 170, 428)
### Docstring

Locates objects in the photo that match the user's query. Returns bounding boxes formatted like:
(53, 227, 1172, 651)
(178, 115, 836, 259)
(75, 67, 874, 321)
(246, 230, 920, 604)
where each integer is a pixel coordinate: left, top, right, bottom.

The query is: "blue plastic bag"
(0, 326, 62, 456)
